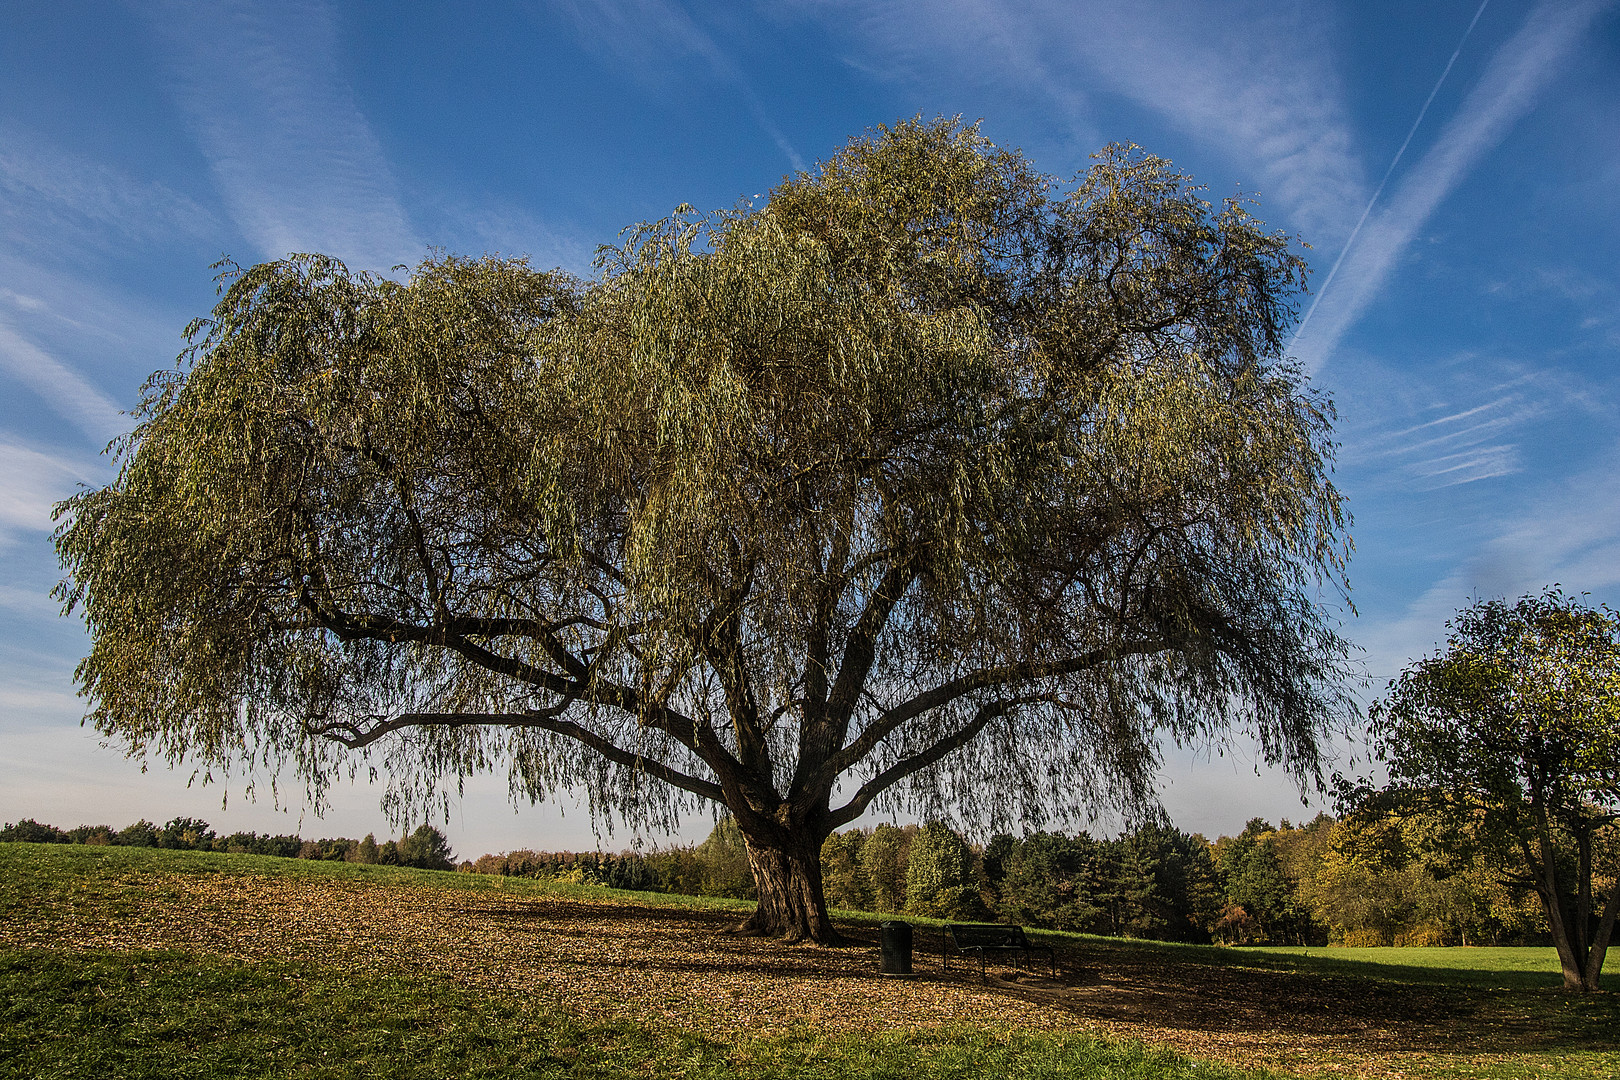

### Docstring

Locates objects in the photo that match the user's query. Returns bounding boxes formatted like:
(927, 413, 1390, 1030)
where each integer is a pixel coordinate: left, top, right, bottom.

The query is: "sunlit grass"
(0, 947, 1275, 1080)
(4, 842, 1619, 1079)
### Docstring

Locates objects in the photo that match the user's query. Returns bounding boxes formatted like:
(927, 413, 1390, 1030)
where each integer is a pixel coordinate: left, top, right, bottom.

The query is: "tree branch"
(821, 637, 1170, 786)
(307, 709, 725, 802)
(826, 696, 1037, 829)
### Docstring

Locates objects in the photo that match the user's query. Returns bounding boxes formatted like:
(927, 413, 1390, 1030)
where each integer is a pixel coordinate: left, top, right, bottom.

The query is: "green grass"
(0, 840, 757, 922)
(1228, 943, 1615, 989)
(0, 842, 1279, 1078)
(5, 842, 1619, 1079)
(0, 948, 1271, 1080)
(851, 905, 1614, 993)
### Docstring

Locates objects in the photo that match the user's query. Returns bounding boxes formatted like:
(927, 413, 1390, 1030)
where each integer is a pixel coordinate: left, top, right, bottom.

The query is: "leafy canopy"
(1366, 590, 1620, 832)
(55, 118, 1351, 845)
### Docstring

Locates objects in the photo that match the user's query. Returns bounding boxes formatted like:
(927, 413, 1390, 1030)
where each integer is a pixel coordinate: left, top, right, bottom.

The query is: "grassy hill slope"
(2, 842, 1616, 1079)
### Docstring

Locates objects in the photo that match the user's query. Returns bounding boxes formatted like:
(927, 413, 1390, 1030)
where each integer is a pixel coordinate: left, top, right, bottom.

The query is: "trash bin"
(880, 920, 913, 975)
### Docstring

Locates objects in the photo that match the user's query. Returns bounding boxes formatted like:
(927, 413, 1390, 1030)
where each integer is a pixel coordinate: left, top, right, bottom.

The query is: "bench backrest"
(946, 923, 1030, 950)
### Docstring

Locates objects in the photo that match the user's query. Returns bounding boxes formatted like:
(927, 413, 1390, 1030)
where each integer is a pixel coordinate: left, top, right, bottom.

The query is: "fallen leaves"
(0, 865, 1610, 1079)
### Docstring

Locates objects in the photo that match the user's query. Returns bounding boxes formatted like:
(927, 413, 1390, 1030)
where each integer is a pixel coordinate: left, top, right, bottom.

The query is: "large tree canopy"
(1355, 590, 1620, 991)
(55, 119, 1352, 942)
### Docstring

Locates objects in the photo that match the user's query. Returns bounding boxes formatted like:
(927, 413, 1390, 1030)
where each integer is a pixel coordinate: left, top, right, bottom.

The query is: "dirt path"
(1, 872, 1605, 1077)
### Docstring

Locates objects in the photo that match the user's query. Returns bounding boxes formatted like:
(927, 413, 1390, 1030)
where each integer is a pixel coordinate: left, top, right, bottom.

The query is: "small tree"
(905, 821, 977, 918)
(995, 831, 1108, 933)
(397, 824, 456, 870)
(114, 820, 158, 847)
(695, 817, 756, 898)
(0, 819, 69, 844)
(819, 830, 871, 911)
(859, 824, 911, 913)
(1357, 590, 1620, 991)
(159, 816, 216, 850)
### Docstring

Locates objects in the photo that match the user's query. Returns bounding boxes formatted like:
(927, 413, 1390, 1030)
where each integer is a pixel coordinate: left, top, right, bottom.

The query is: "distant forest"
(468, 814, 1566, 948)
(0, 816, 456, 871)
(5, 810, 1592, 947)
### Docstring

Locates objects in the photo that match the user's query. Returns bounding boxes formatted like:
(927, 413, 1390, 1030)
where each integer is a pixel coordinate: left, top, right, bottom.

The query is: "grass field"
(1228, 943, 1616, 990)
(2, 842, 1616, 1079)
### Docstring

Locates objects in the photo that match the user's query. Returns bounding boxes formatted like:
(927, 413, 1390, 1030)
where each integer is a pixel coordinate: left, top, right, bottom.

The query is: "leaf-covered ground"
(2, 845, 1616, 1078)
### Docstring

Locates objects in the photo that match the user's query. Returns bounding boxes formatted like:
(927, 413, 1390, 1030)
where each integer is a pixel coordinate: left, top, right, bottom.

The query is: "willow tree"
(55, 119, 1352, 943)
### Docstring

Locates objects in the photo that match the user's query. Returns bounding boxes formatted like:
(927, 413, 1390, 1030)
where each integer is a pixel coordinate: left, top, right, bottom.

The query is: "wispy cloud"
(434, 200, 600, 278)
(1292, 0, 1614, 372)
(0, 124, 217, 256)
(1335, 345, 1613, 492)
(0, 437, 100, 548)
(142, 0, 421, 271)
(1346, 382, 1539, 488)
(554, 0, 807, 171)
(0, 320, 125, 446)
(806, 0, 1367, 243)
(1358, 444, 1620, 683)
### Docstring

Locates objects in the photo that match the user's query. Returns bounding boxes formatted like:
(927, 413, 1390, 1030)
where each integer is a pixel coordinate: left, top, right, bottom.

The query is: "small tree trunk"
(1532, 809, 1588, 992)
(734, 828, 843, 944)
(1581, 876, 1620, 992)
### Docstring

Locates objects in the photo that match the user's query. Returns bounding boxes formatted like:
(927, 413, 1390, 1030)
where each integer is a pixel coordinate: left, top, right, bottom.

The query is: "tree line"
(0, 816, 457, 870)
(464, 811, 1601, 948)
(7, 805, 1606, 948)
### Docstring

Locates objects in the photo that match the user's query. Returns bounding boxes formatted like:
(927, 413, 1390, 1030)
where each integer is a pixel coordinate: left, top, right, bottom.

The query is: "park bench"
(942, 923, 1056, 981)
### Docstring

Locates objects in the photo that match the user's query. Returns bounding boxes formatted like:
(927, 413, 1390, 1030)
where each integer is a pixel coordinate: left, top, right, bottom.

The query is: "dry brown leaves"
(0, 872, 1581, 1077)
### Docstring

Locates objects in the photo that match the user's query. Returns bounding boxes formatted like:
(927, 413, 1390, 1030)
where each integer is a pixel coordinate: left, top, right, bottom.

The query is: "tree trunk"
(1529, 838, 1610, 992)
(1581, 875, 1620, 992)
(1531, 810, 1589, 992)
(734, 828, 843, 944)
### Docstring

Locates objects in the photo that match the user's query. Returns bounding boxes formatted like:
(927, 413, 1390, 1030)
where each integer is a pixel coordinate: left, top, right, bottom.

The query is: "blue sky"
(2, 0, 1617, 857)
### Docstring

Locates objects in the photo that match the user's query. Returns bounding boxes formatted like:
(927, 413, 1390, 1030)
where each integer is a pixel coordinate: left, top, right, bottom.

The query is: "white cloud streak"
(554, 0, 807, 171)
(0, 124, 217, 254)
(1345, 384, 1543, 488)
(143, 0, 421, 271)
(1359, 445, 1620, 684)
(1293, 0, 1492, 343)
(806, 0, 1367, 243)
(0, 438, 99, 548)
(1292, 0, 1614, 372)
(0, 320, 125, 446)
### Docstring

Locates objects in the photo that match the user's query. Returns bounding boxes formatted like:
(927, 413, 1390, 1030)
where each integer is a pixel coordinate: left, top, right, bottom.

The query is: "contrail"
(1293, 0, 1491, 342)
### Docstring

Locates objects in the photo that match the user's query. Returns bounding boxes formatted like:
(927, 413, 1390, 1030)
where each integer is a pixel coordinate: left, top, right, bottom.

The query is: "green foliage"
(1355, 589, 1620, 990)
(0, 813, 466, 869)
(994, 831, 1108, 933)
(904, 821, 979, 918)
(1118, 825, 1223, 943)
(858, 824, 912, 914)
(158, 816, 216, 850)
(1213, 819, 1323, 945)
(1288, 811, 1545, 947)
(397, 824, 456, 871)
(0, 819, 69, 844)
(115, 819, 159, 847)
(694, 817, 756, 899)
(53, 117, 1353, 941)
(819, 830, 870, 911)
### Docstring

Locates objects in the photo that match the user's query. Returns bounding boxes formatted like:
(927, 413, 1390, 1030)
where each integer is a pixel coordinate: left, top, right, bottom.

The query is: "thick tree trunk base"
(729, 909, 850, 946)
(737, 831, 846, 945)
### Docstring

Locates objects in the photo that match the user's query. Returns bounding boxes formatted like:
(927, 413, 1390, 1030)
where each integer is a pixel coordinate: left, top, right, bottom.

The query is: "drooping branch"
(826, 695, 1038, 829)
(307, 709, 725, 802)
(819, 638, 1171, 789)
(293, 590, 735, 766)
